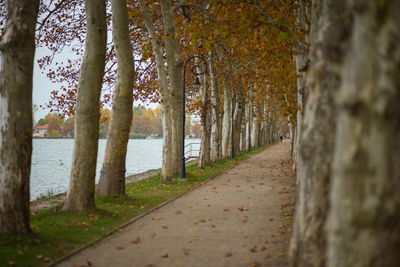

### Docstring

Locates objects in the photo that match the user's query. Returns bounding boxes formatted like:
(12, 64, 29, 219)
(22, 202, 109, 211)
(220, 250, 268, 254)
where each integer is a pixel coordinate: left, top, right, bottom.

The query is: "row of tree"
(0, 0, 288, 233)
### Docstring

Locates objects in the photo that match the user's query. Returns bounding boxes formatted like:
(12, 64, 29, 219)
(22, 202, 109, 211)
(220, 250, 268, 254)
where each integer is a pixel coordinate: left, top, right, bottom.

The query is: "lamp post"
(180, 55, 207, 180)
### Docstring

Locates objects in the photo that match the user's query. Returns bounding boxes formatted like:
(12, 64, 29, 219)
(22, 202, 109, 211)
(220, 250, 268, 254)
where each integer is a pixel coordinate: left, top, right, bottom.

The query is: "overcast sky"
(32, 45, 157, 121)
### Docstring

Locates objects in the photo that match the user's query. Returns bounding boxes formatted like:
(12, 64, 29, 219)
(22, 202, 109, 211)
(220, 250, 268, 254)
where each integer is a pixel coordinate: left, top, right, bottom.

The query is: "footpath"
(55, 140, 296, 267)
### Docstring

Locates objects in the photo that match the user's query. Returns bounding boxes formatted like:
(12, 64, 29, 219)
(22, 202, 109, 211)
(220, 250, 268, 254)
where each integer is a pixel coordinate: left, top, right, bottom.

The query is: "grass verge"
(0, 143, 274, 267)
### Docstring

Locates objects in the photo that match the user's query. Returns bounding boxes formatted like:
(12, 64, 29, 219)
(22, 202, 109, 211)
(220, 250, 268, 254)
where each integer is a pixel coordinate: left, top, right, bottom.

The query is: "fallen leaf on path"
(261, 246, 268, 251)
(161, 253, 168, 258)
(269, 218, 274, 222)
(224, 252, 232, 257)
(87, 260, 93, 266)
(175, 210, 182, 215)
(246, 261, 260, 267)
(115, 246, 124, 250)
(264, 240, 269, 244)
(162, 226, 168, 229)
(249, 203, 256, 207)
(149, 233, 157, 238)
(238, 207, 249, 211)
(224, 207, 230, 211)
(264, 254, 272, 258)
(250, 246, 258, 252)
(145, 263, 153, 266)
(118, 229, 124, 232)
(131, 237, 140, 244)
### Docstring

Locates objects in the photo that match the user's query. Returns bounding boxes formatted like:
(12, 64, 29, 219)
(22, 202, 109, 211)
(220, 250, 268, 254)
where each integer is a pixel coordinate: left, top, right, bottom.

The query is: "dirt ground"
(55, 140, 296, 267)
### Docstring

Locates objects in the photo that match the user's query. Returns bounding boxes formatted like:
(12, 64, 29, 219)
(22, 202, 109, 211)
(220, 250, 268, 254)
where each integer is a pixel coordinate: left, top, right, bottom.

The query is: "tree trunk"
(160, 0, 183, 174)
(221, 82, 232, 158)
(209, 50, 221, 162)
(240, 103, 247, 152)
(0, 0, 39, 233)
(233, 101, 244, 156)
(97, 0, 134, 196)
(327, 1, 400, 266)
(289, 0, 350, 265)
(198, 74, 211, 169)
(138, 0, 173, 180)
(63, 0, 107, 211)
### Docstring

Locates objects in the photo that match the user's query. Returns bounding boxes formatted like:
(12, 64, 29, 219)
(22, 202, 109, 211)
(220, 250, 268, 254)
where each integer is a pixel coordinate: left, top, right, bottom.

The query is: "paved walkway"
(57, 140, 296, 267)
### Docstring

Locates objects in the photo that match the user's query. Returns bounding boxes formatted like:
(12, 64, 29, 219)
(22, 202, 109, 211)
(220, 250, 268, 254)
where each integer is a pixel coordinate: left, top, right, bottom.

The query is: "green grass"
(0, 144, 274, 267)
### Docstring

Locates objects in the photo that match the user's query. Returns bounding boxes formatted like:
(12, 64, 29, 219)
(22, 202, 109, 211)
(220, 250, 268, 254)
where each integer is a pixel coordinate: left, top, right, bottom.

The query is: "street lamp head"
(193, 76, 201, 88)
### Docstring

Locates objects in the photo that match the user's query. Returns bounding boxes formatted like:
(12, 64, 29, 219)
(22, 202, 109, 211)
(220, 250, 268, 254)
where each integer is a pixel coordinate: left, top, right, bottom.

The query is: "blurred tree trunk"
(0, 0, 39, 233)
(97, 0, 134, 196)
(327, 1, 400, 266)
(63, 0, 107, 211)
(289, 0, 350, 265)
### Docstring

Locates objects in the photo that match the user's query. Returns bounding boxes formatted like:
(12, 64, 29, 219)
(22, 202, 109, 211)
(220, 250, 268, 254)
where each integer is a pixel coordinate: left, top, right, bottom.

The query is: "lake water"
(31, 139, 200, 200)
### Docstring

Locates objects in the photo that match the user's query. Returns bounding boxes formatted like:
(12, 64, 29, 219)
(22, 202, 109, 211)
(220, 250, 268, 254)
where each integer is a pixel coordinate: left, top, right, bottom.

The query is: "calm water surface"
(31, 139, 199, 200)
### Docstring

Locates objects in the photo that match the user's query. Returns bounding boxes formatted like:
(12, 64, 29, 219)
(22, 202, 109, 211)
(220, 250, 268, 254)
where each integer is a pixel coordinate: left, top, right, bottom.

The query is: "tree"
(63, 0, 107, 211)
(327, 1, 400, 266)
(97, 0, 135, 196)
(0, 0, 39, 233)
(47, 113, 63, 134)
(138, 0, 174, 180)
(64, 116, 74, 135)
(160, 0, 184, 174)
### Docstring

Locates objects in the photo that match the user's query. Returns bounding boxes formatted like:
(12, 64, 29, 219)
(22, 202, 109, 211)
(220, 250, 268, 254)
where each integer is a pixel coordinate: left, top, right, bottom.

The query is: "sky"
(33, 46, 71, 120)
(32, 45, 157, 121)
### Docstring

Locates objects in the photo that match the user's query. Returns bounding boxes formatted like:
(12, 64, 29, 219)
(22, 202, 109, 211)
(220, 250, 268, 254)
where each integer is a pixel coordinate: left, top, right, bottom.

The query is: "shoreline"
(30, 160, 198, 212)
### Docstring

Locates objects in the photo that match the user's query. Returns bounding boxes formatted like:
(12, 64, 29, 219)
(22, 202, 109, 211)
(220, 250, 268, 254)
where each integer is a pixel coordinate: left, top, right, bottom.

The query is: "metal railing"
(184, 142, 201, 161)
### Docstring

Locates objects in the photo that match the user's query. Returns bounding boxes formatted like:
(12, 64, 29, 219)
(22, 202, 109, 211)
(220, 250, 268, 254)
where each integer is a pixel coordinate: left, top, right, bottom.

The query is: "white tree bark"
(198, 73, 211, 169)
(289, 0, 350, 264)
(221, 82, 232, 158)
(0, 0, 39, 233)
(209, 50, 221, 162)
(138, 0, 173, 180)
(327, 1, 400, 266)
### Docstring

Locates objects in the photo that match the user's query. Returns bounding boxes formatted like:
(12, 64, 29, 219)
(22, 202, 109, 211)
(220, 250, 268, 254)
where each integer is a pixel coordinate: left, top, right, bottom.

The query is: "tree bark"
(138, 0, 173, 180)
(327, 1, 400, 266)
(97, 0, 134, 196)
(0, 0, 39, 233)
(221, 82, 231, 158)
(289, 0, 351, 265)
(240, 103, 247, 152)
(198, 74, 211, 169)
(63, 0, 107, 211)
(160, 0, 183, 174)
(209, 50, 221, 162)
(233, 99, 244, 156)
